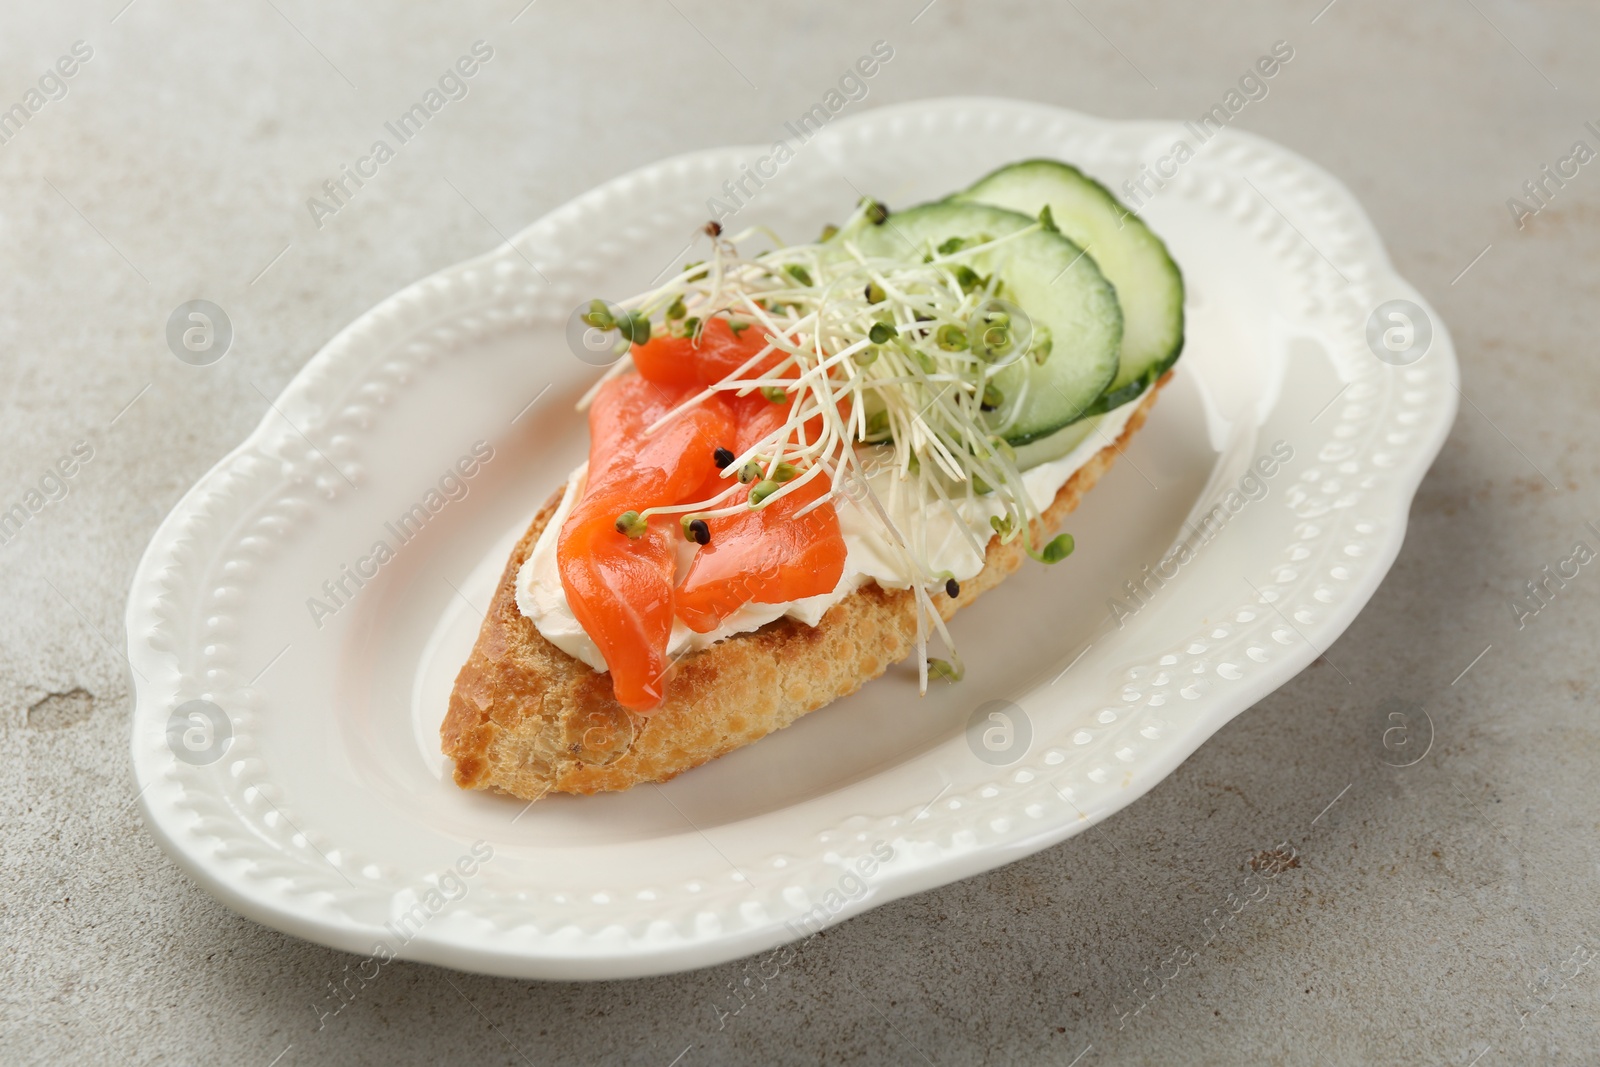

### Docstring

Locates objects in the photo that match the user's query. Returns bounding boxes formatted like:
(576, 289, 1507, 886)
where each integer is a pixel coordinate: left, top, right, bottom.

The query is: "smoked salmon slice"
(562, 318, 847, 707)
(634, 317, 832, 448)
(557, 374, 733, 710)
(674, 473, 846, 633)
(645, 321, 847, 631)
(631, 316, 784, 388)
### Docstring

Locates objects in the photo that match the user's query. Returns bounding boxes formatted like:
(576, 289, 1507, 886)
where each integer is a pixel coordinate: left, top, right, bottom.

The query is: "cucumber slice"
(1009, 415, 1100, 471)
(848, 201, 1122, 444)
(956, 159, 1184, 413)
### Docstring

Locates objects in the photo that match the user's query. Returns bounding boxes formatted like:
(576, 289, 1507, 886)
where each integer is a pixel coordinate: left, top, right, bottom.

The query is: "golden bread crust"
(441, 376, 1168, 801)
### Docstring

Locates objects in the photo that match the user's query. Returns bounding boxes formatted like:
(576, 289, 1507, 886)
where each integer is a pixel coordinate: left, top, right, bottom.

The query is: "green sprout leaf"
(1030, 323, 1053, 364)
(935, 324, 968, 351)
(953, 265, 988, 294)
(1039, 533, 1075, 563)
(617, 310, 651, 344)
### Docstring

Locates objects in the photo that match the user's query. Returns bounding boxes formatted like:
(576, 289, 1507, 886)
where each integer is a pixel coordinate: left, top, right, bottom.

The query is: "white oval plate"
(129, 98, 1456, 979)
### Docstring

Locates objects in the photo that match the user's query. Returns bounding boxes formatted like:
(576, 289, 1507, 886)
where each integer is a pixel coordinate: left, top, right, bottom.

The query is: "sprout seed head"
(681, 515, 711, 544)
(1040, 533, 1075, 563)
(859, 197, 889, 225)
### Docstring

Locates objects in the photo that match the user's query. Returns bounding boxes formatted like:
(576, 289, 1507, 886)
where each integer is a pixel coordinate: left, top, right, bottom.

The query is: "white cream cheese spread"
(515, 401, 1136, 672)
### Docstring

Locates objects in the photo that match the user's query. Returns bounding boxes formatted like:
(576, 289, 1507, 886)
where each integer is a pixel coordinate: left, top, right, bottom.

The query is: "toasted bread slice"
(441, 376, 1168, 801)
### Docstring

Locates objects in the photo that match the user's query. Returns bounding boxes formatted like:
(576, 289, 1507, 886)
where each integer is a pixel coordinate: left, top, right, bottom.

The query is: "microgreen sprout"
(935, 324, 968, 351)
(583, 300, 652, 345)
(928, 658, 964, 682)
(574, 195, 1073, 694)
(681, 515, 711, 544)
(1030, 323, 1053, 364)
(1034, 532, 1075, 564)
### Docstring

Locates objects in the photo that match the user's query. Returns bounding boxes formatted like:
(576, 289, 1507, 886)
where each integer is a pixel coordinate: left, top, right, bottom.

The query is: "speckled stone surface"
(5, 1, 1599, 1064)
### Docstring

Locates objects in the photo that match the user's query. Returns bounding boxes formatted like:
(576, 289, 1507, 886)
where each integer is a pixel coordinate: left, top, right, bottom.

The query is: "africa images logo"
(305, 442, 493, 628)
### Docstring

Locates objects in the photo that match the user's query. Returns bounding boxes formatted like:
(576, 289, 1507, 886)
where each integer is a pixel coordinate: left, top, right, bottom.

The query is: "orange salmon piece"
(631, 317, 783, 389)
(558, 373, 733, 710)
(674, 473, 846, 634)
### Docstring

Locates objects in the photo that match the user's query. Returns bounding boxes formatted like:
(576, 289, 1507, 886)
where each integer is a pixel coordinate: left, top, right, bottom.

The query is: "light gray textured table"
(5, 2, 1598, 1063)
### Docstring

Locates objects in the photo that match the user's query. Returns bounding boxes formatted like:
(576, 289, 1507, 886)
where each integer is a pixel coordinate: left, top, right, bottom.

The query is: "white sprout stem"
(576, 204, 1062, 689)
